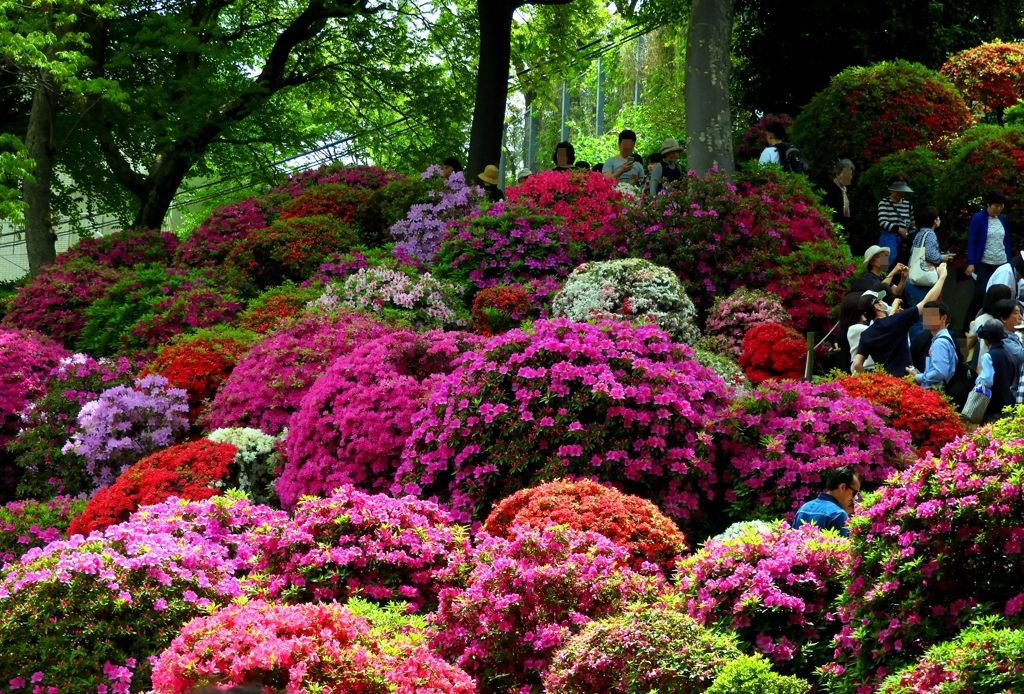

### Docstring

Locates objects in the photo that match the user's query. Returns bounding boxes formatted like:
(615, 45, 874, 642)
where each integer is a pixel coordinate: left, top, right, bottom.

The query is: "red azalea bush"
(279, 183, 385, 245)
(0, 328, 69, 448)
(792, 60, 971, 185)
(825, 421, 1024, 694)
(543, 601, 741, 694)
(739, 322, 807, 384)
(205, 311, 391, 436)
(239, 283, 320, 333)
(0, 496, 87, 565)
(126, 286, 244, 354)
(735, 113, 794, 161)
(394, 319, 734, 524)
(254, 485, 469, 610)
(1, 259, 124, 345)
(471, 285, 535, 336)
(224, 216, 359, 292)
(431, 524, 664, 694)
(505, 169, 628, 248)
(57, 227, 179, 270)
(279, 329, 481, 507)
(942, 42, 1024, 115)
(676, 522, 850, 679)
(624, 168, 852, 330)
(175, 198, 271, 267)
(67, 439, 236, 537)
(150, 600, 475, 694)
(482, 479, 688, 573)
(147, 332, 253, 420)
(721, 380, 914, 522)
(7, 354, 137, 499)
(834, 372, 964, 456)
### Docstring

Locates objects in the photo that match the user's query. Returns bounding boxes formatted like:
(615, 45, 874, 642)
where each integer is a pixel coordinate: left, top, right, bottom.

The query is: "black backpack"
(937, 333, 976, 408)
(776, 142, 810, 175)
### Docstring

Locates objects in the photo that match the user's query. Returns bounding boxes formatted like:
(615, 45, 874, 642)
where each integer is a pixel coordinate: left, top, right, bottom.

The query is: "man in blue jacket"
(792, 466, 861, 537)
(965, 190, 1011, 332)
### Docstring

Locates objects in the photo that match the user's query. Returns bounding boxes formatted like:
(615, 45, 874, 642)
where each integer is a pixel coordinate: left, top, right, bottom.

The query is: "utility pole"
(560, 80, 570, 142)
(596, 56, 605, 136)
(634, 35, 644, 105)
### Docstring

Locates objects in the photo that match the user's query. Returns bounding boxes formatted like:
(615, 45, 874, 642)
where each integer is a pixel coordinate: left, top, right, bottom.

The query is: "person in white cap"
(649, 138, 684, 195)
(516, 168, 532, 185)
(860, 245, 908, 298)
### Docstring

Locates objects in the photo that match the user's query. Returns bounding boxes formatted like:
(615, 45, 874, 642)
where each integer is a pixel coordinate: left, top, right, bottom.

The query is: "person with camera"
(602, 129, 645, 184)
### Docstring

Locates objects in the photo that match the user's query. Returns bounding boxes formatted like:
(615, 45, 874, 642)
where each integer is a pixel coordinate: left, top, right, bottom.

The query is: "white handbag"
(909, 231, 938, 287)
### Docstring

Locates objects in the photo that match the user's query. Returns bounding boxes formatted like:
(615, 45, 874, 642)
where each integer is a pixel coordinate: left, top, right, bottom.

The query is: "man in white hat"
(516, 168, 532, 185)
(860, 244, 907, 298)
(649, 138, 683, 195)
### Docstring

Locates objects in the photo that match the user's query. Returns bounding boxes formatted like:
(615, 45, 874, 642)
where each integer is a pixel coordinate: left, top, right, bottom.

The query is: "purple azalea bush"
(61, 374, 189, 490)
(390, 167, 484, 262)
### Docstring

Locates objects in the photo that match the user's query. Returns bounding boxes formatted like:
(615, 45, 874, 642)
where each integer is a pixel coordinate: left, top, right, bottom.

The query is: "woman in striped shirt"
(877, 175, 916, 267)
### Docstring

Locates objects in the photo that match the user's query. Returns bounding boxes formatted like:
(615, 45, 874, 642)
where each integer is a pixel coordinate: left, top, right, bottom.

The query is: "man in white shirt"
(986, 254, 1024, 302)
(603, 129, 645, 183)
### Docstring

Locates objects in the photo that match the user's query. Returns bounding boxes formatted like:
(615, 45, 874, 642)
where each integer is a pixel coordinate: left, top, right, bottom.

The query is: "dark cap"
(978, 318, 1007, 342)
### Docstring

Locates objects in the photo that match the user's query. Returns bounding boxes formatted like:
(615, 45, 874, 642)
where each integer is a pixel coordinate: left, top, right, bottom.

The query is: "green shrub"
(706, 655, 810, 694)
(792, 61, 970, 188)
(543, 600, 741, 694)
(851, 147, 945, 246)
(934, 125, 1024, 251)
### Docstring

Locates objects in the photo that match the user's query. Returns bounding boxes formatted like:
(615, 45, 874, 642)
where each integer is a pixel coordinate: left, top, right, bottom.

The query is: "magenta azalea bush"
(705, 288, 792, 357)
(390, 167, 484, 262)
(150, 599, 476, 694)
(126, 286, 243, 353)
(204, 311, 391, 436)
(255, 485, 468, 610)
(61, 374, 189, 490)
(826, 419, 1024, 694)
(174, 198, 270, 268)
(274, 163, 402, 197)
(279, 329, 481, 506)
(57, 228, 179, 270)
(431, 524, 664, 693)
(0, 496, 86, 566)
(0, 329, 69, 449)
(394, 319, 734, 524)
(0, 495, 290, 693)
(543, 600, 741, 694)
(721, 380, 914, 521)
(433, 202, 586, 310)
(676, 522, 851, 678)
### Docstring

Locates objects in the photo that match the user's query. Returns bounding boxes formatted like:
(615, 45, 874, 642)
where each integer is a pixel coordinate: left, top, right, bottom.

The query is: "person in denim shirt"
(791, 466, 862, 537)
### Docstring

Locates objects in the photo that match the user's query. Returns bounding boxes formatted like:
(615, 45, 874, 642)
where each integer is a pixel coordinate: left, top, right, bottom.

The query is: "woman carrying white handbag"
(906, 207, 954, 340)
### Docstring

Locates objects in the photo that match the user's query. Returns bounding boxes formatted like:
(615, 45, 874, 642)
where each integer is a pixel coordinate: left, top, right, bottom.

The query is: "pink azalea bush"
(279, 329, 481, 505)
(204, 311, 391, 436)
(125, 286, 244, 352)
(0, 329, 69, 449)
(174, 198, 270, 267)
(273, 163, 402, 197)
(0, 496, 290, 692)
(826, 420, 1024, 694)
(676, 522, 851, 678)
(431, 524, 665, 693)
(394, 319, 734, 524)
(433, 203, 586, 311)
(705, 288, 792, 357)
(0, 496, 86, 566)
(543, 600, 741, 694)
(390, 167, 485, 262)
(61, 374, 190, 490)
(150, 600, 476, 694)
(254, 485, 468, 611)
(721, 380, 914, 521)
(314, 267, 468, 329)
(505, 169, 628, 249)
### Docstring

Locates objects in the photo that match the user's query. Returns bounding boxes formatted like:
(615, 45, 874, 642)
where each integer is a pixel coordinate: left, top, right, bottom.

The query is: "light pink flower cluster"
(676, 522, 851, 677)
(431, 524, 664, 693)
(395, 318, 734, 523)
(315, 267, 467, 328)
(150, 600, 475, 694)
(705, 288, 792, 357)
(279, 329, 482, 505)
(255, 485, 469, 610)
(204, 311, 391, 435)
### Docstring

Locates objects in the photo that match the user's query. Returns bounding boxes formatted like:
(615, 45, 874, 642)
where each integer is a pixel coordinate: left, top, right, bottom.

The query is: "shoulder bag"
(909, 230, 938, 287)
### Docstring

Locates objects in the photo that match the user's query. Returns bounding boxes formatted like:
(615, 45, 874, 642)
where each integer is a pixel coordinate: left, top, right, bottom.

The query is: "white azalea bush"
(313, 267, 468, 329)
(207, 427, 281, 505)
(552, 258, 699, 344)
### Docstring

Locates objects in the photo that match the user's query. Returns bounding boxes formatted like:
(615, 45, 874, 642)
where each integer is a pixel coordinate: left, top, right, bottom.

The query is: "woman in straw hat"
(877, 173, 916, 267)
(648, 138, 684, 196)
(478, 164, 504, 203)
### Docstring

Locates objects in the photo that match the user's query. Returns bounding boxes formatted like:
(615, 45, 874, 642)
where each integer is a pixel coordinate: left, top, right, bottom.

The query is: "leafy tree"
(685, 0, 734, 176)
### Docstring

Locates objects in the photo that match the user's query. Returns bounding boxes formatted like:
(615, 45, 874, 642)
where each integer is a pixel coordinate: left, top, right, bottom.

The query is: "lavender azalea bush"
(390, 167, 484, 262)
(62, 374, 190, 490)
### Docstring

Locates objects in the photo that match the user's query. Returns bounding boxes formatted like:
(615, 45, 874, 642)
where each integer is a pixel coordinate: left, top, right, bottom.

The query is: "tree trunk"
(685, 0, 735, 178)
(23, 68, 57, 275)
(466, 0, 515, 186)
